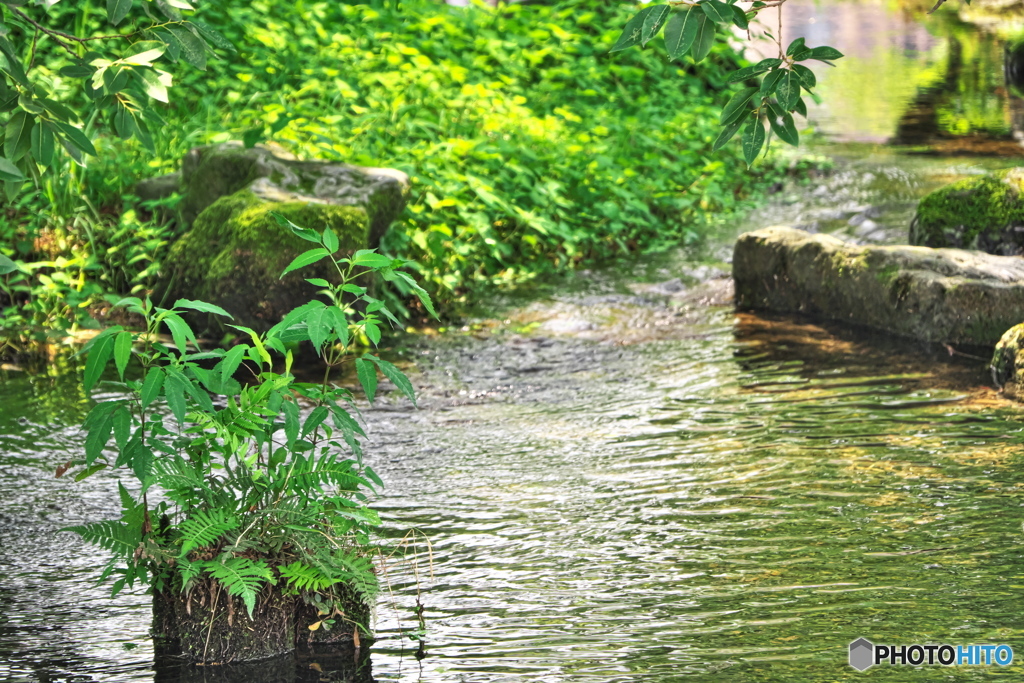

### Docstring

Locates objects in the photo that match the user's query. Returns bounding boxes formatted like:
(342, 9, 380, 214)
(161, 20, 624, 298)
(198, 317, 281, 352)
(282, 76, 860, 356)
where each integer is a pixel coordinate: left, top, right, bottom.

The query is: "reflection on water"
(4, 258, 1024, 681)
(754, 0, 1024, 154)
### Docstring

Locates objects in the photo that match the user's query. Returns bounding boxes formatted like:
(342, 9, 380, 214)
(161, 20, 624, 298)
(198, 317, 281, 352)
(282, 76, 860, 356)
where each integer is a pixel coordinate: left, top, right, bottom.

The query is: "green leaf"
(640, 5, 670, 47)
(777, 70, 800, 110)
(282, 399, 299, 445)
(0, 156, 23, 182)
(808, 46, 844, 61)
(162, 313, 195, 354)
(690, 11, 716, 63)
(190, 21, 235, 53)
(730, 4, 749, 29)
(794, 97, 808, 117)
(140, 367, 165, 409)
(368, 355, 416, 406)
(84, 402, 117, 464)
(786, 37, 807, 56)
(107, 0, 133, 26)
(273, 212, 320, 242)
(727, 58, 782, 84)
(769, 111, 799, 146)
(305, 278, 331, 288)
(5, 110, 31, 162)
(355, 358, 377, 402)
(759, 68, 785, 97)
(712, 117, 745, 152)
(281, 248, 331, 278)
(322, 228, 339, 253)
(664, 8, 698, 61)
(174, 298, 233, 319)
(720, 86, 758, 125)
(30, 120, 54, 167)
(791, 63, 816, 90)
(164, 369, 188, 424)
(306, 305, 331, 352)
(326, 305, 350, 348)
(218, 344, 248, 383)
(742, 117, 766, 165)
(201, 557, 274, 618)
(132, 441, 154, 481)
(52, 121, 97, 157)
(302, 405, 329, 437)
(85, 333, 115, 392)
(114, 331, 132, 380)
(349, 250, 393, 269)
(701, 0, 731, 25)
(0, 253, 17, 275)
(168, 26, 206, 70)
(610, 6, 659, 52)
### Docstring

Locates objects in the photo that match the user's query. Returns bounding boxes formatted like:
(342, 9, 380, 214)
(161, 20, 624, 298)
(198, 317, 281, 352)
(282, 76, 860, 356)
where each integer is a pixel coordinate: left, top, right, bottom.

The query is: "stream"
(4, 1, 1024, 681)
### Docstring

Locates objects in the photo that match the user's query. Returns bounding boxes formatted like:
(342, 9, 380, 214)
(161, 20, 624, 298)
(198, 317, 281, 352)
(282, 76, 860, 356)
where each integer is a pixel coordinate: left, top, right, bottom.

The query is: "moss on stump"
(162, 190, 367, 333)
(909, 168, 1024, 255)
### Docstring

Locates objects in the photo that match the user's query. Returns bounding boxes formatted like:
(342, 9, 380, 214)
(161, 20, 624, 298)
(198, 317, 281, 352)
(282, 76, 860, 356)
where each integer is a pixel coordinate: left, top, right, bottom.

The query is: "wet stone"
(734, 226, 1024, 346)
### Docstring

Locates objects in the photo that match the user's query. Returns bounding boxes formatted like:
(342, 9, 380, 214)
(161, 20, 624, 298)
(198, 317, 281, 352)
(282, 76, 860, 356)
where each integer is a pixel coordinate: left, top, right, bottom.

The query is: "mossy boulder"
(734, 226, 1024, 346)
(991, 323, 1024, 398)
(162, 191, 367, 333)
(909, 168, 1024, 255)
(178, 142, 409, 247)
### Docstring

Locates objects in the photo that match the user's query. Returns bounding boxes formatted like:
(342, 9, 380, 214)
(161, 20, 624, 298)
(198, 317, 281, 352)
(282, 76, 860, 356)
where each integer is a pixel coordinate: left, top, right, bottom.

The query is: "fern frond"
(199, 557, 275, 618)
(277, 561, 339, 593)
(63, 520, 142, 560)
(330, 549, 379, 603)
(178, 509, 239, 557)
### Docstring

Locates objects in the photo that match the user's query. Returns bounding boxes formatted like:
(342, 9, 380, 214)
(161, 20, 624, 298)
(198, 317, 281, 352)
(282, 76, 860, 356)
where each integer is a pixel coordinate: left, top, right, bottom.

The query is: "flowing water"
(5, 2, 1024, 682)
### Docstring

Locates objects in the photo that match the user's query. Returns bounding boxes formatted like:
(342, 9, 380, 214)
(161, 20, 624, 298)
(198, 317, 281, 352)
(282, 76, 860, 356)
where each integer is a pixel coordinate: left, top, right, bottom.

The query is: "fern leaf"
(277, 561, 339, 593)
(178, 509, 239, 557)
(63, 520, 141, 560)
(200, 557, 275, 618)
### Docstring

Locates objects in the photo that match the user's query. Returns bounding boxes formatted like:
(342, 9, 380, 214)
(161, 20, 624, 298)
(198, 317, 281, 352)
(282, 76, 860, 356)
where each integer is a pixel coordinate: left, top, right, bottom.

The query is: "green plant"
(0, 0, 234, 196)
(62, 218, 433, 642)
(610, 0, 845, 165)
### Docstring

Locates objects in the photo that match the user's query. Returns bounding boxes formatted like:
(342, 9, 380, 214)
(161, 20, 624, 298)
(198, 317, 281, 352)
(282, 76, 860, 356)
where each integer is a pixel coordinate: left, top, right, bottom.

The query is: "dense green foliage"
(65, 226, 428, 634)
(1, 0, 814, 350)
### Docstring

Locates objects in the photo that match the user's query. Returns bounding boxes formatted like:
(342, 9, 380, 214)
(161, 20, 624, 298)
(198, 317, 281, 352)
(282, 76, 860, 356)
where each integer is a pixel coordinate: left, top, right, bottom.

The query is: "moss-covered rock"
(162, 191, 367, 333)
(991, 323, 1024, 398)
(909, 168, 1024, 255)
(178, 142, 408, 247)
(734, 226, 1024, 346)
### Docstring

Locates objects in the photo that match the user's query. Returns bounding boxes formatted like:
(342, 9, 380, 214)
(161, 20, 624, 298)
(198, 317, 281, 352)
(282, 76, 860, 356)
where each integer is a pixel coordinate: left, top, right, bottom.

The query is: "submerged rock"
(909, 168, 1024, 255)
(733, 226, 1024, 346)
(991, 323, 1024, 397)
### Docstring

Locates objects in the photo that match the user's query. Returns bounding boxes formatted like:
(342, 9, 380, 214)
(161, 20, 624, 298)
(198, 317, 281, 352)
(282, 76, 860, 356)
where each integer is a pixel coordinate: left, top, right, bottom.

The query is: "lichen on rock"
(163, 190, 368, 333)
(909, 168, 1024, 255)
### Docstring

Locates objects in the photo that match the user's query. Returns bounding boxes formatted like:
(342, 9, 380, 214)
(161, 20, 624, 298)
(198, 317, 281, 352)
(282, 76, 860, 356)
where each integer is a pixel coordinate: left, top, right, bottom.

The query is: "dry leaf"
(308, 621, 321, 631)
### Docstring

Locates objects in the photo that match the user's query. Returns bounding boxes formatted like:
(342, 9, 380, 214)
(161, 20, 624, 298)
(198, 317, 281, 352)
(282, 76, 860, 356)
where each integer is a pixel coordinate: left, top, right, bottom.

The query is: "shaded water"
(6, 2, 1024, 682)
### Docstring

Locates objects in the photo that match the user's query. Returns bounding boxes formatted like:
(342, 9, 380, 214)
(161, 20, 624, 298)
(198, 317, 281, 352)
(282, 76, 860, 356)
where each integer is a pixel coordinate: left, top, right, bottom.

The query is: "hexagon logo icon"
(849, 638, 874, 671)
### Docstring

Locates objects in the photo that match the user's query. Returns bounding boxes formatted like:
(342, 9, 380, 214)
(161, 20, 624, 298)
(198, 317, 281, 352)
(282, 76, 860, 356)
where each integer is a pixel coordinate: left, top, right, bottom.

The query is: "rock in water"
(178, 142, 408, 246)
(158, 143, 409, 333)
(991, 324, 1024, 398)
(909, 168, 1024, 255)
(734, 226, 1024, 346)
